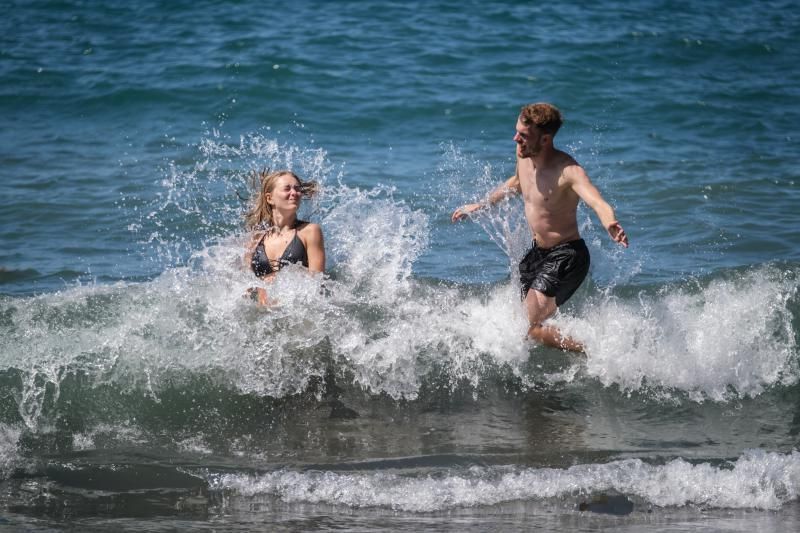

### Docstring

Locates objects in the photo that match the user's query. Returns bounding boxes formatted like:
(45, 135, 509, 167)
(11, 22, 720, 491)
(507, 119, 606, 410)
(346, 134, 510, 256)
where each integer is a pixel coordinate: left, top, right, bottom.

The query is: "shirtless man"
(452, 103, 628, 352)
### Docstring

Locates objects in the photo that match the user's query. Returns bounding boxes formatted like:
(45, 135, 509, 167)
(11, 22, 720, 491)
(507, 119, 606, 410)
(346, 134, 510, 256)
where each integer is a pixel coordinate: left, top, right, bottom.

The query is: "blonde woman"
(244, 170, 324, 304)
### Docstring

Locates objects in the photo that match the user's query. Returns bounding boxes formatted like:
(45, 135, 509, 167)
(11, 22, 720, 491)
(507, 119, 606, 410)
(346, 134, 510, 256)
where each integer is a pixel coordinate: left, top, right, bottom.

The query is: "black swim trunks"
(519, 238, 590, 306)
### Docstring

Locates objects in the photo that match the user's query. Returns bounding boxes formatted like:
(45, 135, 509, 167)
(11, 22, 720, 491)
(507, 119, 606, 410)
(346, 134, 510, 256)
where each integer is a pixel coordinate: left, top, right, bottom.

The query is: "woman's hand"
(245, 287, 270, 306)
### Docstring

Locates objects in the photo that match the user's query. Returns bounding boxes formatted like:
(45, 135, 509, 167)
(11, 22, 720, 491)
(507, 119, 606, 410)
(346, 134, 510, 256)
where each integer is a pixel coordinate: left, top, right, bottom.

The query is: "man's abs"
(524, 206, 580, 248)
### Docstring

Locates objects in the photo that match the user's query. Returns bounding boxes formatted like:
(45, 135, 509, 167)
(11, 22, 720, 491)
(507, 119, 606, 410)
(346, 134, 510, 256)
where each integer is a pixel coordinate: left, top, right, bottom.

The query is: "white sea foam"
(557, 265, 799, 400)
(208, 449, 800, 512)
(4, 246, 790, 429)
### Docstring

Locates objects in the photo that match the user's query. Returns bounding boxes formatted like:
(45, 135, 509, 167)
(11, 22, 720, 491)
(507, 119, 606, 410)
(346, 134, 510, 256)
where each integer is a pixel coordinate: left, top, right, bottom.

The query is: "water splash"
(558, 265, 799, 400)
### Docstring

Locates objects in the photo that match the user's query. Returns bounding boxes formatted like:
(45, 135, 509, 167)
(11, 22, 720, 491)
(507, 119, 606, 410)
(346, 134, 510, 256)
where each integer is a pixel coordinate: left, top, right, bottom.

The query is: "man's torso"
(517, 150, 581, 248)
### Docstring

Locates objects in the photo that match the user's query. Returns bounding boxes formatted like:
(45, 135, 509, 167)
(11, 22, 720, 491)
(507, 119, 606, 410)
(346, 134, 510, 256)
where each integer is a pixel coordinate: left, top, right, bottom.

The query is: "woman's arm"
(302, 223, 326, 273)
(242, 232, 261, 270)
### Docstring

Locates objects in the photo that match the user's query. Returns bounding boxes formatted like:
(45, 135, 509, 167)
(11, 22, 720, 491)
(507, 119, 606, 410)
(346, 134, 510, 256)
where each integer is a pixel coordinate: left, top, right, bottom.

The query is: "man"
(452, 103, 628, 352)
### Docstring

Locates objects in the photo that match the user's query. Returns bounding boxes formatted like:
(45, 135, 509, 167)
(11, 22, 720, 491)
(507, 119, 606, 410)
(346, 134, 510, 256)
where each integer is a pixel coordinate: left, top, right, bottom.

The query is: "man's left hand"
(607, 221, 629, 247)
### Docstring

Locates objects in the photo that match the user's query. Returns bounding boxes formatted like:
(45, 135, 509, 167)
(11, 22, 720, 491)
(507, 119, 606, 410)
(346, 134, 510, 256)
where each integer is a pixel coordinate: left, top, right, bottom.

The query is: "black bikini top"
(250, 227, 309, 278)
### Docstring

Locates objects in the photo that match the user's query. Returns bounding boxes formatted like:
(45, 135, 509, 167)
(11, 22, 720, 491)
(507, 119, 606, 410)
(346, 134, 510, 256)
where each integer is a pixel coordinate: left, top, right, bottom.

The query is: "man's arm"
(567, 166, 629, 247)
(451, 172, 522, 222)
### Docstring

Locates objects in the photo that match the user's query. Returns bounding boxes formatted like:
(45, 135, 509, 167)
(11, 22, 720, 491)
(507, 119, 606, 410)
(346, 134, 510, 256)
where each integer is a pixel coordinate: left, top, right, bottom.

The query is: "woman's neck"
(270, 212, 297, 233)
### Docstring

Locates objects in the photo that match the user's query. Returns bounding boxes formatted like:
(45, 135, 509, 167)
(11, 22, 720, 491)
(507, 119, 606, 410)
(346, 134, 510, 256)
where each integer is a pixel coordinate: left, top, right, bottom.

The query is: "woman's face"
(267, 173, 303, 211)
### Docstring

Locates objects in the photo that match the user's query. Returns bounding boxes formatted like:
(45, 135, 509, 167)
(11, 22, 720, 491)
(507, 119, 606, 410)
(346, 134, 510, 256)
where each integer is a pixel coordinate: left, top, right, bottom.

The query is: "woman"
(244, 169, 325, 305)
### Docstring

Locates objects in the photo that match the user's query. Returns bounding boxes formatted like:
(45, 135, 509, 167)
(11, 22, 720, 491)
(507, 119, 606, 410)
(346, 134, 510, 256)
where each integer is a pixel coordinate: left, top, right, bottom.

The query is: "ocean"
(2, 0, 800, 530)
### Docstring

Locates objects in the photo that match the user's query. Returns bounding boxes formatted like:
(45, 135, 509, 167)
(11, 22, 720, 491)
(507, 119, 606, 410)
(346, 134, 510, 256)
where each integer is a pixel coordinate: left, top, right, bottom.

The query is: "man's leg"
(524, 289, 584, 352)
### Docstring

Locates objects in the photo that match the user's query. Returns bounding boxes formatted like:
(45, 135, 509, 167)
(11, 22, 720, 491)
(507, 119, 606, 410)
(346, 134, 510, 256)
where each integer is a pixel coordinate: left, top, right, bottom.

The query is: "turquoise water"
(2, 0, 800, 530)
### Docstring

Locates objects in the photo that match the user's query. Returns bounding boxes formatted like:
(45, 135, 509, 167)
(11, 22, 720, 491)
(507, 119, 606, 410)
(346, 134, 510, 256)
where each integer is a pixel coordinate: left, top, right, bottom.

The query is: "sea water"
(2, 0, 800, 530)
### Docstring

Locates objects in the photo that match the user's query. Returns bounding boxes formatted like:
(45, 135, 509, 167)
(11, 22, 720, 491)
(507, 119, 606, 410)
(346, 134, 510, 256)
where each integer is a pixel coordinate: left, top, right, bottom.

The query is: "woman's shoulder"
(297, 221, 324, 245)
(297, 220, 322, 234)
(248, 229, 268, 244)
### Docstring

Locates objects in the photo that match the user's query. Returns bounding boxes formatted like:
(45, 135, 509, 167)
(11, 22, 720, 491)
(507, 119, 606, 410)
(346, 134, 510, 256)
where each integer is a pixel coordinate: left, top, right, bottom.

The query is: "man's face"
(514, 117, 542, 159)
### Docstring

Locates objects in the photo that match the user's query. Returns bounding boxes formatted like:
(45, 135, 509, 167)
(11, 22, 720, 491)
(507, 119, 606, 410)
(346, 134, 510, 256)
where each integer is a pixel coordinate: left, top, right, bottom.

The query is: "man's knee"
(525, 289, 557, 323)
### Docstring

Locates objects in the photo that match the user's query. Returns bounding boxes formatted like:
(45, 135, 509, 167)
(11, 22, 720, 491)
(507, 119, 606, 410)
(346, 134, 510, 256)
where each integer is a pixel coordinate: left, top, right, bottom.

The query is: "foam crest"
(557, 265, 799, 400)
(323, 187, 429, 303)
(3, 242, 795, 432)
(208, 449, 800, 512)
(324, 281, 530, 398)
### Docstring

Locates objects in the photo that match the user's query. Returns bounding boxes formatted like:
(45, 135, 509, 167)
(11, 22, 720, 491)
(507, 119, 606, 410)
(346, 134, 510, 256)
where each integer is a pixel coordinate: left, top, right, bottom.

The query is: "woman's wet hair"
(243, 169, 318, 229)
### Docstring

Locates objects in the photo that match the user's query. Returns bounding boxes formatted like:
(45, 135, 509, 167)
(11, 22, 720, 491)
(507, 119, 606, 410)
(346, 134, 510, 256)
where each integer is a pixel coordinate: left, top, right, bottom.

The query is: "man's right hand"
(451, 203, 483, 222)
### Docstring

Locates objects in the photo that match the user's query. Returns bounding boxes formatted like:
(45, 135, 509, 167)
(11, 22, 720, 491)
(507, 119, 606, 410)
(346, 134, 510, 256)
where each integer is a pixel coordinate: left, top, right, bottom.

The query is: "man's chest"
(519, 169, 567, 206)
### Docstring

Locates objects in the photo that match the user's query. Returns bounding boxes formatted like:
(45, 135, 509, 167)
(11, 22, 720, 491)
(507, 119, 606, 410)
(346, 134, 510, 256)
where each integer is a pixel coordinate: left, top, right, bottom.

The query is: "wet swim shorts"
(519, 239, 590, 306)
